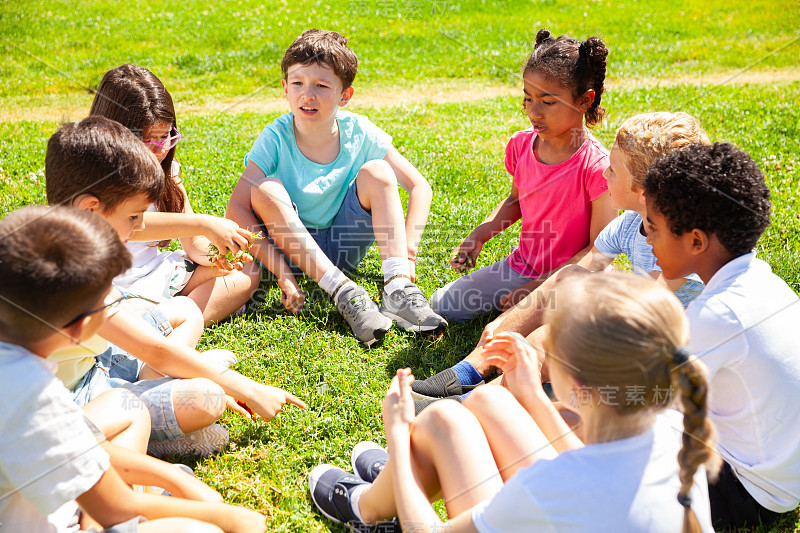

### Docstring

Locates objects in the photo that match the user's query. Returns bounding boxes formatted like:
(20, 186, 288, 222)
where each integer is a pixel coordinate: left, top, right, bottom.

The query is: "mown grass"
(2, 0, 800, 530)
(1, 79, 799, 531)
(1, 0, 799, 106)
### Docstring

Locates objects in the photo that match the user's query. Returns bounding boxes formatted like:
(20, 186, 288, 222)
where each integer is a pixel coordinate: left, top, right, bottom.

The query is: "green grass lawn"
(2, 1, 800, 531)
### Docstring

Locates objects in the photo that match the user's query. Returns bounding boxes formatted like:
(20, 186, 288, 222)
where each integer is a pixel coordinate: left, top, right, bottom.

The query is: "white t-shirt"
(0, 342, 110, 532)
(472, 410, 713, 533)
(686, 252, 800, 512)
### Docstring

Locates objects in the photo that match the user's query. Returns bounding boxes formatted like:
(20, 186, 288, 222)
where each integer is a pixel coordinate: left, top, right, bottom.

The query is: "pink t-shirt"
(505, 128, 609, 278)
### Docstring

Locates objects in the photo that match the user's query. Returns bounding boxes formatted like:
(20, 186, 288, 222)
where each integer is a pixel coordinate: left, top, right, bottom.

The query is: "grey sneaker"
(147, 423, 229, 458)
(381, 283, 448, 333)
(335, 284, 393, 347)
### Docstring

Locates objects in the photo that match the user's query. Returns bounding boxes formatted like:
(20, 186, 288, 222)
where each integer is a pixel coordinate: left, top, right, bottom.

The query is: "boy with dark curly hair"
(643, 142, 800, 530)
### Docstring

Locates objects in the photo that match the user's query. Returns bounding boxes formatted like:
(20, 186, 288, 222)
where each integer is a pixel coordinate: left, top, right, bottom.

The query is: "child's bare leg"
(139, 519, 223, 533)
(154, 296, 204, 347)
(83, 389, 151, 453)
(171, 378, 227, 433)
(354, 160, 407, 260)
(358, 400, 503, 523)
(462, 385, 557, 481)
(179, 264, 260, 326)
(250, 179, 335, 282)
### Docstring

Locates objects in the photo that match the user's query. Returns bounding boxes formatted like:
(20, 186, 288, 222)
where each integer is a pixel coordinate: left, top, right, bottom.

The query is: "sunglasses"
(143, 126, 181, 153)
(62, 295, 127, 328)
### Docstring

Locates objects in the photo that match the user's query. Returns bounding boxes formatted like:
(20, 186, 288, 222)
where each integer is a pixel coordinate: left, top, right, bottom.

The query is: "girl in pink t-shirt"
(430, 29, 617, 322)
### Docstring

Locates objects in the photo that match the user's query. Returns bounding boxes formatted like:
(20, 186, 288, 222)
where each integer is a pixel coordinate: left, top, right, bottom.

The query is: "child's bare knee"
(177, 379, 226, 421)
(251, 181, 288, 213)
(358, 159, 396, 187)
(463, 384, 515, 414)
(415, 399, 478, 441)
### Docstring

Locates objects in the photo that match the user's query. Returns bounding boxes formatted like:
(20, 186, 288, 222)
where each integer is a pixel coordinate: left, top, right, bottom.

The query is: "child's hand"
(278, 275, 305, 314)
(450, 236, 482, 273)
(483, 332, 547, 406)
(382, 368, 415, 439)
(225, 395, 258, 420)
(204, 216, 253, 258)
(476, 318, 501, 349)
(499, 284, 533, 310)
(242, 383, 306, 422)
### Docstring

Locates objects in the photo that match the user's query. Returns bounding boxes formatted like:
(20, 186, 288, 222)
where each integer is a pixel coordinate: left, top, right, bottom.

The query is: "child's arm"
(100, 440, 222, 502)
(383, 147, 433, 275)
(451, 185, 522, 272)
(483, 332, 584, 453)
(100, 309, 306, 420)
(226, 162, 305, 312)
(76, 465, 266, 533)
(498, 243, 614, 309)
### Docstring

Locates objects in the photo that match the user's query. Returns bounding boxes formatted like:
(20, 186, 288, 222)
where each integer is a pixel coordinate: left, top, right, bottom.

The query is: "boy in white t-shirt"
(44, 116, 305, 457)
(644, 142, 800, 529)
(0, 205, 266, 532)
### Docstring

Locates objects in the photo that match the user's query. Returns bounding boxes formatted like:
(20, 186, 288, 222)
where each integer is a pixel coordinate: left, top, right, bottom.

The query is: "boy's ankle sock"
(382, 257, 411, 294)
(453, 360, 483, 386)
(319, 267, 354, 298)
(349, 482, 370, 523)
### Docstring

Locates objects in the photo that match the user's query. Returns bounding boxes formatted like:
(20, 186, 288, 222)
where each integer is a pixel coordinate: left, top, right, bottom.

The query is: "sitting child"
(309, 274, 718, 532)
(45, 116, 305, 457)
(428, 29, 617, 322)
(643, 142, 800, 529)
(90, 63, 260, 326)
(0, 205, 266, 533)
(226, 29, 447, 347)
(412, 112, 709, 404)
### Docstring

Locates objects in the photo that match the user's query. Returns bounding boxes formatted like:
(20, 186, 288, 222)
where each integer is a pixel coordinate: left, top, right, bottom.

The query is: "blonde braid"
(672, 349, 721, 533)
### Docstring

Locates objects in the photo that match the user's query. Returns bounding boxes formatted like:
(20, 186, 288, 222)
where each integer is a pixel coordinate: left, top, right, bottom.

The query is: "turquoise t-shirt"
(245, 110, 393, 229)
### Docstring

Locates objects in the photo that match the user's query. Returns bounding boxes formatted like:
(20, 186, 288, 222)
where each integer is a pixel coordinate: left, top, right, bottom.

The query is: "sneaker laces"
(402, 287, 427, 309)
(341, 293, 369, 319)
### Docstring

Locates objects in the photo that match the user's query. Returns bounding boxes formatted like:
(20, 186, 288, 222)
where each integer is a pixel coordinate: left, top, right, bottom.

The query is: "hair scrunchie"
(673, 347, 691, 367)
(677, 492, 693, 509)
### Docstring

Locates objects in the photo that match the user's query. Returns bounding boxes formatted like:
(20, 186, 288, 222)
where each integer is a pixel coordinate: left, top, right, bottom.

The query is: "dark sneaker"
(410, 368, 484, 400)
(351, 441, 389, 483)
(308, 465, 368, 524)
(414, 395, 463, 416)
(335, 284, 393, 347)
(381, 283, 448, 333)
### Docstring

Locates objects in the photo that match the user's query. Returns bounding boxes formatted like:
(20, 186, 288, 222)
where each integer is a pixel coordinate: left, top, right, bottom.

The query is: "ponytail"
(524, 30, 608, 127)
(577, 37, 607, 126)
(672, 348, 721, 533)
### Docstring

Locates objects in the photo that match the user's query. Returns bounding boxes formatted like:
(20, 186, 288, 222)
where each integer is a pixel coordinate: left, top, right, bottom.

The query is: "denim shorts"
(254, 181, 376, 273)
(429, 258, 535, 323)
(70, 306, 184, 442)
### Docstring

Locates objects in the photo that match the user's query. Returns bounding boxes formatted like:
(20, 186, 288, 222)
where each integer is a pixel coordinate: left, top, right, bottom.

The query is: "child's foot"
(351, 441, 389, 483)
(147, 423, 229, 458)
(380, 283, 448, 333)
(410, 368, 484, 400)
(335, 284, 393, 347)
(308, 465, 369, 524)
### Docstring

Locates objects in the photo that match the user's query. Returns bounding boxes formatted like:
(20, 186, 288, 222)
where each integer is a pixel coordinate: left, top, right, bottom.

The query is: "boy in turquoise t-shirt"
(227, 29, 447, 347)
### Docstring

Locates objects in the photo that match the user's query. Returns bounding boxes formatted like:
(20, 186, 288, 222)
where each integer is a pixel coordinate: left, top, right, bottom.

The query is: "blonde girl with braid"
(308, 273, 719, 532)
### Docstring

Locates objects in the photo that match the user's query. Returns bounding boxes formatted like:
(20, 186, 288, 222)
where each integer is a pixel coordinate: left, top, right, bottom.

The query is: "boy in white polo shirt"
(643, 142, 800, 529)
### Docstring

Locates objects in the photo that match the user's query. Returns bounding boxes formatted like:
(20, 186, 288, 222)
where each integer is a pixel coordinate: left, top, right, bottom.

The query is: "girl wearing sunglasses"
(90, 64, 260, 326)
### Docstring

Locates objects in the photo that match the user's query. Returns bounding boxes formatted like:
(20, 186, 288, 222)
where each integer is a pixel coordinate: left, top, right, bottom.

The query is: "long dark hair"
(90, 64, 184, 233)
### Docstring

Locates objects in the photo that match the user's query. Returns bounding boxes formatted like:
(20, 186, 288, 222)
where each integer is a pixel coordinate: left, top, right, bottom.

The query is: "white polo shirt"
(686, 252, 800, 512)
